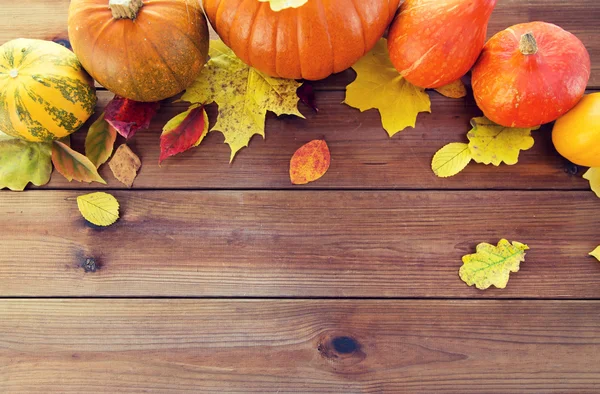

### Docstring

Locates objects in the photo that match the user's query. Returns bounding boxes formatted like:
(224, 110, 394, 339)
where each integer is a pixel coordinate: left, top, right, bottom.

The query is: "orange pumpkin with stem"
(68, 0, 209, 102)
(202, 0, 401, 81)
(387, 0, 498, 89)
(472, 22, 591, 128)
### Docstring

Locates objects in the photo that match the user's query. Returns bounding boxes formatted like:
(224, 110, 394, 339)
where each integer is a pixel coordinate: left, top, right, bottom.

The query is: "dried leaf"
(104, 96, 160, 139)
(0, 138, 52, 191)
(297, 83, 318, 113)
(290, 140, 331, 185)
(344, 38, 431, 137)
(258, 0, 308, 11)
(109, 144, 141, 188)
(77, 192, 120, 227)
(182, 39, 304, 162)
(590, 246, 600, 262)
(460, 239, 529, 290)
(467, 117, 535, 166)
(583, 168, 600, 198)
(85, 112, 117, 168)
(160, 105, 209, 164)
(432, 142, 472, 178)
(434, 79, 467, 98)
(52, 141, 106, 184)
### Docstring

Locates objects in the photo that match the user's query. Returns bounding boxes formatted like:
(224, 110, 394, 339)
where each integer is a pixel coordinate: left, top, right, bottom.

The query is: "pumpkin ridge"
(121, 27, 145, 101)
(348, 0, 369, 53)
(272, 11, 280, 78)
(87, 18, 115, 81)
(244, 0, 266, 70)
(294, 12, 303, 78)
(316, 0, 335, 76)
(142, 8, 206, 55)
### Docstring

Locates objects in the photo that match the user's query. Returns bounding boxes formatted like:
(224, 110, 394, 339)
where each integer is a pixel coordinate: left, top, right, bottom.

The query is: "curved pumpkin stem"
(109, 0, 143, 20)
(519, 32, 538, 55)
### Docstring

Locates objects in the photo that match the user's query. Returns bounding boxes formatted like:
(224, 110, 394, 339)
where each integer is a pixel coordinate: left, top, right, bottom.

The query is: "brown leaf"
(109, 144, 141, 188)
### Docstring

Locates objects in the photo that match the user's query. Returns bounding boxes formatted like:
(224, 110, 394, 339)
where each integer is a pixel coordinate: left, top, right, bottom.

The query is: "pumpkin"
(202, 0, 401, 81)
(68, 0, 209, 102)
(552, 93, 600, 167)
(472, 22, 591, 128)
(388, 0, 497, 89)
(0, 38, 96, 142)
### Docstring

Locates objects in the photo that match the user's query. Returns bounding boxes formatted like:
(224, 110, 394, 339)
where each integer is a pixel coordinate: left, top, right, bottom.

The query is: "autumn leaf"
(182, 40, 304, 162)
(460, 239, 529, 290)
(432, 143, 472, 178)
(105, 96, 160, 139)
(77, 192, 120, 227)
(583, 168, 600, 198)
(590, 246, 600, 262)
(297, 83, 318, 113)
(290, 140, 331, 185)
(434, 80, 467, 99)
(467, 117, 535, 166)
(52, 141, 106, 184)
(160, 105, 209, 164)
(108, 144, 141, 188)
(344, 38, 431, 137)
(0, 136, 52, 191)
(85, 112, 117, 168)
(258, 0, 308, 11)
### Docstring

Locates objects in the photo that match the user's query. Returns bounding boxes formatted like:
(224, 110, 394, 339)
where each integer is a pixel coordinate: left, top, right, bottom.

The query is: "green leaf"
(52, 141, 106, 184)
(85, 112, 117, 168)
(0, 138, 52, 191)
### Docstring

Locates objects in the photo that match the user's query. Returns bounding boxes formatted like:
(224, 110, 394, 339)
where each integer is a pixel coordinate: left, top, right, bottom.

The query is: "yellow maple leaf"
(467, 117, 535, 166)
(182, 40, 304, 162)
(77, 192, 120, 227)
(583, 168, 600, 198)
(345, 38, 431, 137)
(590, 246, 600, 262)
(258, 0, 308, 11)
(432, 142, 472, 178)
(460, 239, 529, 290)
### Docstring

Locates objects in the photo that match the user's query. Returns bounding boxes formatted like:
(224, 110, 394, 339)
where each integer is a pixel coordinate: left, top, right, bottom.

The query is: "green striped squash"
(0, 38, 96, 142)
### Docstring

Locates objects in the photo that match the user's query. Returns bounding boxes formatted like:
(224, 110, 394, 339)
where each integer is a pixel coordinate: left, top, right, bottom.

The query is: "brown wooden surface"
(2, 1, 600, 392)
(2, 300, 600, 393)
(1, 190, 599, 298)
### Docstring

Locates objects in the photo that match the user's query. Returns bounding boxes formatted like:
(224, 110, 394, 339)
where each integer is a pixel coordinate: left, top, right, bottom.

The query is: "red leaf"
(290, 140, 330, 185)
(297, 83, 319, 113)
(159, 105, 209, 164)
(104, 96, 160, 139)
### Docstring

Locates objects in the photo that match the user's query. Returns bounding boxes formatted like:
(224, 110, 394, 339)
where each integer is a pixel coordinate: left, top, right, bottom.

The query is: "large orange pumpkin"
(388, 0, 497, 89)
(202, 0, 401, 80)
(68, 0, 209, 102)
(472, 22, 591, 128)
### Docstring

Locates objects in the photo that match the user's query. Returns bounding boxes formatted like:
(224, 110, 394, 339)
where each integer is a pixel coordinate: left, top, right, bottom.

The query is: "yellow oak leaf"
(434, 79, 467, 99)
(583, 168, 600, 198)
(182, 39, 304, 162)
(344, 38, 431, 137)
(590, 246, 600, 262)
(467, 117, 535, 166)
(460, 239, 529, 290)
(258, 0, 308, 11)
(432, 142, 472, 178)
(77, 192, 120, 227)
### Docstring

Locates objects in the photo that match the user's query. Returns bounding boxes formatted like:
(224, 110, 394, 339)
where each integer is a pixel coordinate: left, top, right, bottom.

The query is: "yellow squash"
(0, 38, 96, 142)
(552, 93, 600, 167)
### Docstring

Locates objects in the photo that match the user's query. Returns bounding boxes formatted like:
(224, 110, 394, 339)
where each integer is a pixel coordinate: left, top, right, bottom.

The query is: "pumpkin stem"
(519, 32, 538, 55)
(109, 0, 143, 20)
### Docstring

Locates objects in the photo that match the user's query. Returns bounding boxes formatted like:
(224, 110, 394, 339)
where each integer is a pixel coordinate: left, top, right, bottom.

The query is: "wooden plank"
(2, 0, 599, 88)
(44, 90, 591, 190)
(1, 299, 599, 393)
(1, 190, 598, 298)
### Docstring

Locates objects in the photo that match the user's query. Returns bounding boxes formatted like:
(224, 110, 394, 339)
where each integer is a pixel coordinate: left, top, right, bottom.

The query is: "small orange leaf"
(290, 140, 330, 185)
(434, 79, 467, 99)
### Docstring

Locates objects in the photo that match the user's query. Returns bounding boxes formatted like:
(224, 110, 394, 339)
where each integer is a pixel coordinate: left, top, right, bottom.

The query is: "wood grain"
(2, 299, 600, 393)
(1, 190, 599, 298)
(42, 90, 592, 190)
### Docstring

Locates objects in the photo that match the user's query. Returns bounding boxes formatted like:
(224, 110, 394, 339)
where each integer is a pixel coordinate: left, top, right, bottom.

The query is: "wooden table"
(2, 1, 600, 392)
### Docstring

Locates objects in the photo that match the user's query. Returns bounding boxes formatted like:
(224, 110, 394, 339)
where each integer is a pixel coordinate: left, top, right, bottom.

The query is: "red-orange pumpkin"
(68, 0, 209, 102)
(388, 0, 497, 89)
(472, 22, 591, 128)
(202, 0, 401, 80)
